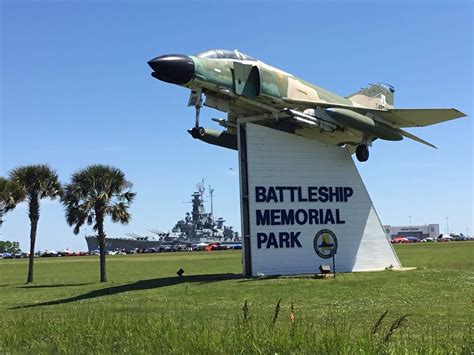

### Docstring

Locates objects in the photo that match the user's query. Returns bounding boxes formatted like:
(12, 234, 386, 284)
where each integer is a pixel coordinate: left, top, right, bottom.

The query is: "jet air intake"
(326, 108, 403, 141)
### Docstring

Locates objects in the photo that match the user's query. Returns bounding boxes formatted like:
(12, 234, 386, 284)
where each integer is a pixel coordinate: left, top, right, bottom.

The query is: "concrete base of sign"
(238, 123, 401, 277)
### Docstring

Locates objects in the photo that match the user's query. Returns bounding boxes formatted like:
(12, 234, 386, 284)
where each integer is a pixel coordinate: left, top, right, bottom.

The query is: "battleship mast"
(209, 185, 214, 216)
(191, 180, 206, 226)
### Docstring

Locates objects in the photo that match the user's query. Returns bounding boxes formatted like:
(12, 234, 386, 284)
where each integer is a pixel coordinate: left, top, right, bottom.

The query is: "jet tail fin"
(347, 83, 395, 110)
(399, 129, 437, 149)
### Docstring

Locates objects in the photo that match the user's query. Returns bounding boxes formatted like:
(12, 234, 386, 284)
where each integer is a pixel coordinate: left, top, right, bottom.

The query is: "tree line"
(0, 164, 135, 283)
(0, 240, 21, 254)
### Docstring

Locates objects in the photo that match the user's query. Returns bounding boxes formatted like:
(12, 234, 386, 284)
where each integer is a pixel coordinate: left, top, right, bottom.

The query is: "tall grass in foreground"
(1, 307, 471, 354)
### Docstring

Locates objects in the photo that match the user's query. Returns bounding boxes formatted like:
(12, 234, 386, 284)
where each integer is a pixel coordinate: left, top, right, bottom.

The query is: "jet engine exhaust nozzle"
(148, 54, 195, 85)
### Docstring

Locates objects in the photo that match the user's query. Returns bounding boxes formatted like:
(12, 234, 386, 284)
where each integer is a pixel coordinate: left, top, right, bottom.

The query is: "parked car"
(438, 235, 453, 242)
(391, 237, 410, 243)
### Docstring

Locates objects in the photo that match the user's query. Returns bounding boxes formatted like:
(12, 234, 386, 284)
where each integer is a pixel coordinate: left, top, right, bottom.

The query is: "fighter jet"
(148, 49, 466, 162)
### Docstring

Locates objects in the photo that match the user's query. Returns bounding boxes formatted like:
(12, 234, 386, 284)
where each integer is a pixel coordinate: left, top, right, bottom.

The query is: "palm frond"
(9, 165, 61, 200)
(0, 177, 25, 213)
(62, 164, 135, 235)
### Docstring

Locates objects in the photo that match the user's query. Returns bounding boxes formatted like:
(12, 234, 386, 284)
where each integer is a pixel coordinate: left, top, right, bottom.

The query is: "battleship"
(85, 182, 240, 252)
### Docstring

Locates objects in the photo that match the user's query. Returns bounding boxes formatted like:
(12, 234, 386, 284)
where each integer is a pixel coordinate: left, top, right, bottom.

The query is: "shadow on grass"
(237, 274, 331, 283)
(236, 275, 282, 282)
(18, 283, 94, 289)
(11, 273, 242, 309)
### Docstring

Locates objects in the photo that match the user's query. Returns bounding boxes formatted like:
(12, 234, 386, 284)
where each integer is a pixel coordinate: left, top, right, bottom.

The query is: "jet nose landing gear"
(356, 144, 369, 162)
(187, 89, 205, 139)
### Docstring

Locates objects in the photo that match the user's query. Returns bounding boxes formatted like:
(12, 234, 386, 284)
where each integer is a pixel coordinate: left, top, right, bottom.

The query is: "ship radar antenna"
(196, 179, 205, 195)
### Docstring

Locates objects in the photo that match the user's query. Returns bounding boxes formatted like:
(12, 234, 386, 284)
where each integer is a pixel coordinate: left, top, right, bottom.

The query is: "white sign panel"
(240, 123, 401, 276)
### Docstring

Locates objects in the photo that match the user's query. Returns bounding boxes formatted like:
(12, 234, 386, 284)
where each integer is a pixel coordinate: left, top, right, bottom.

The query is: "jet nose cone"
(148, 54, 195, 85)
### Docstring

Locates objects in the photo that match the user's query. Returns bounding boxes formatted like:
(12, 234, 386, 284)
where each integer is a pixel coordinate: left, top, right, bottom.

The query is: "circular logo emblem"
(313, 229, 338, 259)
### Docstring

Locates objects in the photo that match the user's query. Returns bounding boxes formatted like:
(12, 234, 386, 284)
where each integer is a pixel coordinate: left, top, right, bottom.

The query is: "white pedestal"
(238, 123, 401, 277)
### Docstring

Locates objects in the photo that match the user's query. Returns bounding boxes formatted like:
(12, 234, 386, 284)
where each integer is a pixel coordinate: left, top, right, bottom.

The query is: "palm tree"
(0, 177, 25, 238)
(0, 176, 23, 241)
(0, 176, 25, 215)
(9, 165, 62, 283)
(62, 165, 135, 282)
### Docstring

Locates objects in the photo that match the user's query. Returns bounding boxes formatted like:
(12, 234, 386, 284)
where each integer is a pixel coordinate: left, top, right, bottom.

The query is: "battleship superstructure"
(85, 182, 240, 252)
(172, 182, 238, 241)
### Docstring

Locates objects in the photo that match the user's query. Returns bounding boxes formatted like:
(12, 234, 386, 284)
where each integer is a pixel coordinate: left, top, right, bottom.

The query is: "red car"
(391, 237, 410, 243)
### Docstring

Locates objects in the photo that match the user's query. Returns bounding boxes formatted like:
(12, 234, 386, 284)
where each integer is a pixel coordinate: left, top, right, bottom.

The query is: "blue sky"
(1, 0, 472, 251)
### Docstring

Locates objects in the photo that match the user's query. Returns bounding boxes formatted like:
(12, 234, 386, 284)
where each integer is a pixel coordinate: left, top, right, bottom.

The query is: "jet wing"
(374, 108, 466, 128)
(281, 97, 388, 114)
(282, 97, 466, 128)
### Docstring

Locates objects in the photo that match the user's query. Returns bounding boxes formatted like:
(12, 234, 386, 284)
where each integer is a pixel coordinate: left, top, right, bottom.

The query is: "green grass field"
(1, 242, 473, 354)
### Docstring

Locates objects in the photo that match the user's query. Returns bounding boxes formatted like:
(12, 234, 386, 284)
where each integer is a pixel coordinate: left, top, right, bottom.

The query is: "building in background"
(383, 224, 440, 240)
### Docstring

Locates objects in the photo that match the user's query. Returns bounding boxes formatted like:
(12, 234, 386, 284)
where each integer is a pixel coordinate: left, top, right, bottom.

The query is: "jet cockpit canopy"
(196, 49, 256, 61)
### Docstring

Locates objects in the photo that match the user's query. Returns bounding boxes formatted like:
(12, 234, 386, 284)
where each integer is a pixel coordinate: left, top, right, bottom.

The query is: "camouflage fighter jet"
(148, 49, 466, 162)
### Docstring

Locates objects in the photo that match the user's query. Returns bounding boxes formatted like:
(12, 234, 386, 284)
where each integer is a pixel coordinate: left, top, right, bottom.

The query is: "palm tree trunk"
(97, 215, 107, 283)
(27, 195, 39, 283)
